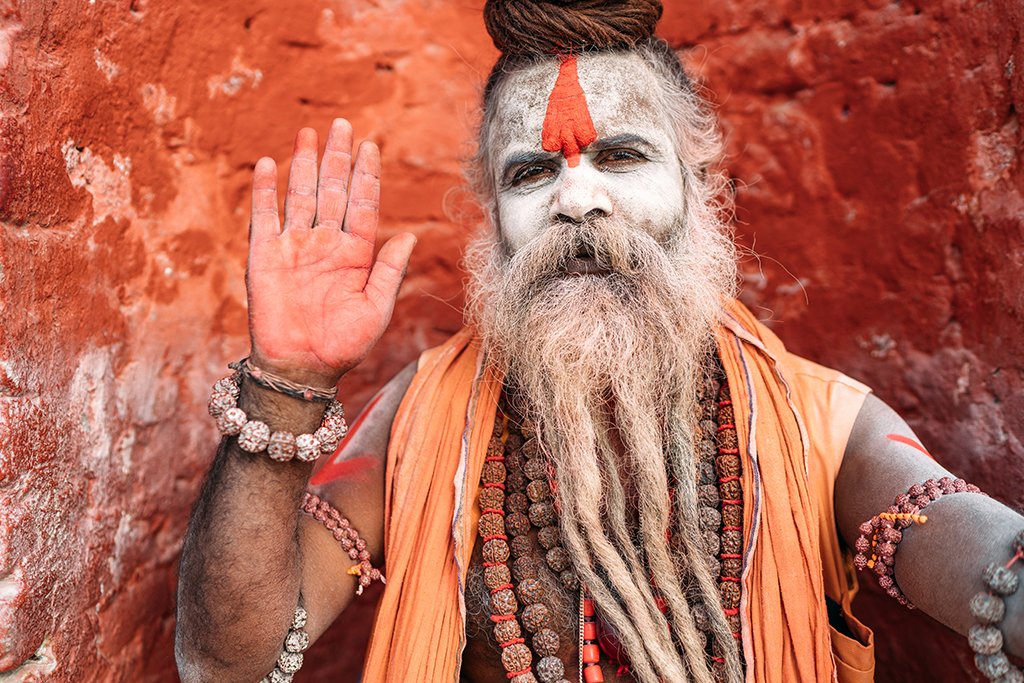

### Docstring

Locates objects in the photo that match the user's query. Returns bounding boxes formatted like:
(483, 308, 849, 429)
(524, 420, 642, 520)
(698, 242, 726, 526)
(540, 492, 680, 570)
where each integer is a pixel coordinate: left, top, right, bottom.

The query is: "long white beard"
(465, 212, 743, 683)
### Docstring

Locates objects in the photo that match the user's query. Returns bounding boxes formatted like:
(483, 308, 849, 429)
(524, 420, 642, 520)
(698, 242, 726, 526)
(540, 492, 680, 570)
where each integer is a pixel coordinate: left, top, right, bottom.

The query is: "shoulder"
(780, 352, 871, 401)
(309, 361, 417, 487)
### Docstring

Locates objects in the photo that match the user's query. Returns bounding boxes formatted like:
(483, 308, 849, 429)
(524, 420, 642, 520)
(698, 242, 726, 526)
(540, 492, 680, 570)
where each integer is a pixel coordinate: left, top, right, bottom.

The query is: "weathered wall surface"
(0, 0, 1018, 681)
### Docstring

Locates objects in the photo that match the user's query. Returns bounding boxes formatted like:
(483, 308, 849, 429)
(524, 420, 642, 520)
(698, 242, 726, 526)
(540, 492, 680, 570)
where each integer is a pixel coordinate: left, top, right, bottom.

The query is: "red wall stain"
(0, 0, 1019, 680)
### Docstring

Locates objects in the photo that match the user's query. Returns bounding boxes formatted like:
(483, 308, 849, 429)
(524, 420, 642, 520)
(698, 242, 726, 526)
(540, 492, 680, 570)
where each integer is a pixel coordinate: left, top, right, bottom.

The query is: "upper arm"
(834, 394, 953, 551)
(295, 361, 417, 640)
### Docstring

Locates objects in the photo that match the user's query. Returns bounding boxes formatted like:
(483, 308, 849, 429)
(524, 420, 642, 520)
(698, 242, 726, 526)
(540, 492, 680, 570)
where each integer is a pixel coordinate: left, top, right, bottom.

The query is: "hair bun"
(483, 0, 663, 56)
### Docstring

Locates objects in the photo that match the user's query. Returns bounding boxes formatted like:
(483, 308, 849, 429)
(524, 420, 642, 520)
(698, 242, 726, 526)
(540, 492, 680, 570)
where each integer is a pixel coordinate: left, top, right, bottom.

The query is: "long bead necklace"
(477, 370, 744, 682)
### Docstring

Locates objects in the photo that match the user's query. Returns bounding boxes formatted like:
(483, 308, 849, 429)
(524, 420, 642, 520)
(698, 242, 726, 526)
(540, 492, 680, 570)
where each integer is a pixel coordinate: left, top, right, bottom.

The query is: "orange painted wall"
(0, 0, 1020, 680)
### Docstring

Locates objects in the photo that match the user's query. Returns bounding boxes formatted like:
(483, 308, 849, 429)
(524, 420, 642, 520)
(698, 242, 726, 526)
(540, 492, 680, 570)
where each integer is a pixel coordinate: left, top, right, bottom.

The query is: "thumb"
(365, 232, 417, 316)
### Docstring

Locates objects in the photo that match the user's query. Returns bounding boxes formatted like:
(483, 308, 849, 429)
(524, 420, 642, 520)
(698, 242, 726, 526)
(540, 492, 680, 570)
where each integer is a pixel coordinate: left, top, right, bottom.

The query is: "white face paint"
(489, 51, 685, 257)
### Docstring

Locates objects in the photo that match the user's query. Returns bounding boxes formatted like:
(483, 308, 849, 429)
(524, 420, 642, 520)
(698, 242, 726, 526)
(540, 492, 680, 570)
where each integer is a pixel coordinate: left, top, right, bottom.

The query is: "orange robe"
(362, 301, 875, 682)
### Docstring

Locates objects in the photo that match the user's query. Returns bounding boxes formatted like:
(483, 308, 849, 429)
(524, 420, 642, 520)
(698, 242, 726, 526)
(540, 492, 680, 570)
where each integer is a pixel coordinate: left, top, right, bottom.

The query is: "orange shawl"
(362, 302, 874, 682)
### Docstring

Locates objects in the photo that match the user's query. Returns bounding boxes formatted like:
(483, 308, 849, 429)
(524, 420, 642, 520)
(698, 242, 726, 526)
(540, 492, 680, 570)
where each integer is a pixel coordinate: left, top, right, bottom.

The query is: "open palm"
(246, 120, 416, 384)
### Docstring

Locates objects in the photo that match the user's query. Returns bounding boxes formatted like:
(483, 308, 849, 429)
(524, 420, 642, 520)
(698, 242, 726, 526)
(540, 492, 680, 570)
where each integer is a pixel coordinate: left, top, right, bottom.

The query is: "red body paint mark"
(541, 55, 597, 168)
(310, 392, 385, 485)
(886, 433, 934, 459)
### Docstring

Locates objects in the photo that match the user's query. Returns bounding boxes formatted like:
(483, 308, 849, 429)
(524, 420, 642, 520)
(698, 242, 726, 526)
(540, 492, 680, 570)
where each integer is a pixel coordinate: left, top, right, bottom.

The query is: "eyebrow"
(500, 150, 560, 183)
(499, 133, 661, 181)
(587, 134, 658, 154)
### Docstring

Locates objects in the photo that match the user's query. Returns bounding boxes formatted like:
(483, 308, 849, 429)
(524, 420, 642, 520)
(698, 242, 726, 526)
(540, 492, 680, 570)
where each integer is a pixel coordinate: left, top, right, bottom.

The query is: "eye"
(511, 163, 555, 186)
(597, 148, 647, 170)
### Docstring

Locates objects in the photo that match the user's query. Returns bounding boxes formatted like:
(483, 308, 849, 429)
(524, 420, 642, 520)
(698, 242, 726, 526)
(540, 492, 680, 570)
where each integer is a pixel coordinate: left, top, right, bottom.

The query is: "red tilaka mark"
(886, 433, 934, 460)
(309, 455, 375, 484)
(310, 392, 385, 485)
(541, 55, 597, 168)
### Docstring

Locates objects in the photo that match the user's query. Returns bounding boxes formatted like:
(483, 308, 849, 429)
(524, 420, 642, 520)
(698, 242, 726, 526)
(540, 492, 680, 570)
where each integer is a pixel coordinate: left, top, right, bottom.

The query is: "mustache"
(503, 218, 674, 284)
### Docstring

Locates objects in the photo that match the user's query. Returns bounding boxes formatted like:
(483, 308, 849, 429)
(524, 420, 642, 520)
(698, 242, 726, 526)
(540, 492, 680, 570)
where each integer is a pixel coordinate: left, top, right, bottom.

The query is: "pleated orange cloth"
(718, 301, 874, 682)
(362, 301, 875, 682)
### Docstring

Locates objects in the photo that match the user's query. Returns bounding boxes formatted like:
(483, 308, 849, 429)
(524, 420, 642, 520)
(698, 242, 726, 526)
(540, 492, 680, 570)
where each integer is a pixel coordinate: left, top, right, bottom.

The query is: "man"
(175, 2, 1023, 681)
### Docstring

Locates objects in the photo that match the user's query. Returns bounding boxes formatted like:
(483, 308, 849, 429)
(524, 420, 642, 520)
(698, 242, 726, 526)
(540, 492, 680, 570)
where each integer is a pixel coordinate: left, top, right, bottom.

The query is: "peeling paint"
(60, 141, 134, 226)
(206, 52, 263, 98)
(140, 83, 177, 126)
(93, 48, 119, 81)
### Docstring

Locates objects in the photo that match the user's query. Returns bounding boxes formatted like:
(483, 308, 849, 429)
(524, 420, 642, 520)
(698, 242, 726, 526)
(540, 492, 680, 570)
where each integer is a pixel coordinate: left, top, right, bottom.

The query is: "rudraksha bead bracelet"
(259, 605, 311, 683)
(208, 370, 348, 463)
(301, 492, 385, 595)
(854, 477, 982, 607)
(968, 530, 1024, 682)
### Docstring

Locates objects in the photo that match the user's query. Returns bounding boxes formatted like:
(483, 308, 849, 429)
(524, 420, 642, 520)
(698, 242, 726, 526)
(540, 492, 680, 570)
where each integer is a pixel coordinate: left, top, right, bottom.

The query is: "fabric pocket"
(829, 610, 875, 682)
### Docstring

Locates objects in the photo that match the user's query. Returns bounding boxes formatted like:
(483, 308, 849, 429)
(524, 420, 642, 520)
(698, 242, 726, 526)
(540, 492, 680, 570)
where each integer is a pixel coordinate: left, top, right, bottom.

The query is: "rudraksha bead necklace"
(478, 366, 745, 683)
(686, 370, 745, 676)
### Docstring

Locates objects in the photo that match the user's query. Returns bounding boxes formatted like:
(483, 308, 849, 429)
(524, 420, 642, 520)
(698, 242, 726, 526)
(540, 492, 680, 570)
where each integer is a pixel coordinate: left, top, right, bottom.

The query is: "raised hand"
(246, 119, 416, 385)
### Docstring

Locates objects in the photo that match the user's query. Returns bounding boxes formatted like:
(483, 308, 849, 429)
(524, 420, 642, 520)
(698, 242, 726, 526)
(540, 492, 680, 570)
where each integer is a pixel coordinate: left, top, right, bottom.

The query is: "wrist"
(236, 381, 328, 434)
(248, 350, 349, 389)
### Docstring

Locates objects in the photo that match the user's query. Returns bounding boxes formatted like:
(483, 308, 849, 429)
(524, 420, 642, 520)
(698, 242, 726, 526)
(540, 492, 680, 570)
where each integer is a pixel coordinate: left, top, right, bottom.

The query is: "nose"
(549, 165, 612, 223)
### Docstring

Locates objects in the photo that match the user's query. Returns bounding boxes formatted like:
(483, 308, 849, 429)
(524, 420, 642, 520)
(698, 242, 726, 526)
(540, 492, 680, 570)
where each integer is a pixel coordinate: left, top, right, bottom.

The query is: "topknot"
(483, 0, 663, 56)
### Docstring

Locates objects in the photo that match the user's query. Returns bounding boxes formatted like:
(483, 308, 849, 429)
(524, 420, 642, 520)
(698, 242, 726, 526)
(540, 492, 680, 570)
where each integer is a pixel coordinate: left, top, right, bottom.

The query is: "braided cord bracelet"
(229, 357, 338, 403)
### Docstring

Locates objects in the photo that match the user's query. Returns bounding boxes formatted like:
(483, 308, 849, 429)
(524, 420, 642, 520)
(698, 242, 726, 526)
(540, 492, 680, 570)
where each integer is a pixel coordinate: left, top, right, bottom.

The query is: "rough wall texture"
(0, 0, 1019, 681)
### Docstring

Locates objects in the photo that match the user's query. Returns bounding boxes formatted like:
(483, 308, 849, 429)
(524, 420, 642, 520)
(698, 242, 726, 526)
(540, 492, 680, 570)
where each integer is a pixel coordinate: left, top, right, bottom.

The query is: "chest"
(459, 376, 744, 683)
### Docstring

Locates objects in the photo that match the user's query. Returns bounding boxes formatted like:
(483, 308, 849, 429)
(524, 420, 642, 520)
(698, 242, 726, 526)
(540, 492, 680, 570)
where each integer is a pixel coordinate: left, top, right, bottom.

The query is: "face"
(489, 51, 686, 261)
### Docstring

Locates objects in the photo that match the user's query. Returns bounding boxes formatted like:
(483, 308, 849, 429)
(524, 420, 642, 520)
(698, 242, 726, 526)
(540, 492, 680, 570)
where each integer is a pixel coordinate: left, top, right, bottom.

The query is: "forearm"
(837, 394, 1024, 660)
(894, 492, 1024, 656)
(175, 118, 414, 680)
(175, 381, 324, 681)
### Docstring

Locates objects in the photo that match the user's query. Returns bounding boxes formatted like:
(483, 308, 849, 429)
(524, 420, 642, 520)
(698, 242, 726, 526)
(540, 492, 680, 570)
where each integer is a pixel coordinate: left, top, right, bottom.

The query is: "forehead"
(489, 51, 670, 158)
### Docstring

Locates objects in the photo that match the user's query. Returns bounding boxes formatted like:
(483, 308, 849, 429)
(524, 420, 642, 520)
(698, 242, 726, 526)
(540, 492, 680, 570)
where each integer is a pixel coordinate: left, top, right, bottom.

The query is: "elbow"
(174, 627, 239, 683)
(174, 632, 220, 683)
(175, 625, 277, 683)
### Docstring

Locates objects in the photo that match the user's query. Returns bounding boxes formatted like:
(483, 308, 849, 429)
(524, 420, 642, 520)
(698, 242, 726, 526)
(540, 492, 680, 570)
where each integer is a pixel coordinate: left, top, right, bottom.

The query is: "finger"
(343, 140, 380, 244)
(315, 119, 353, 230)
(250, 157, 280, 241)
(283, 128, 319, 232)
(365, 232, 416, 315)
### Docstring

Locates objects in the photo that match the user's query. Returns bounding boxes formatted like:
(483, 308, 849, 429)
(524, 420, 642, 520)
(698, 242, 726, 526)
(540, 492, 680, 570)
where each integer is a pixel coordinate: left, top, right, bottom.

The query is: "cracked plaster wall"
(0, 0, 1020, 680)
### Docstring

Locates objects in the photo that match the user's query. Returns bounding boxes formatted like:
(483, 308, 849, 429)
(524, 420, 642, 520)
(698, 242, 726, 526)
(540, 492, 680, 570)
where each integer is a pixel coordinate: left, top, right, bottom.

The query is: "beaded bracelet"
(208, 371, 347, 463)
(967, 530, 1024, 682)
(302, 492, 386, 595)
(854, 477, 982, 607)
(260, 605, 311, 683)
